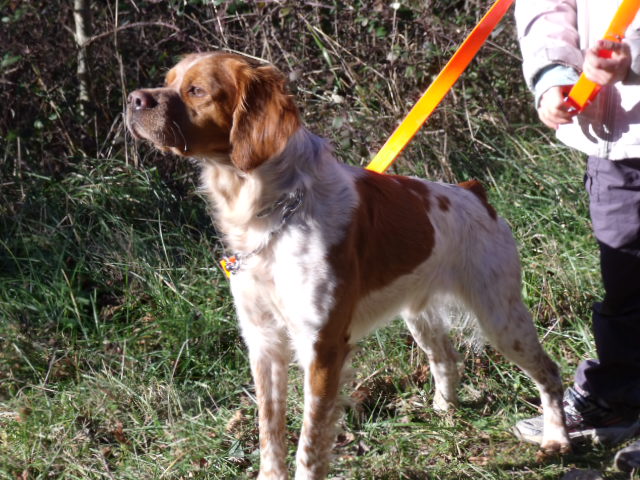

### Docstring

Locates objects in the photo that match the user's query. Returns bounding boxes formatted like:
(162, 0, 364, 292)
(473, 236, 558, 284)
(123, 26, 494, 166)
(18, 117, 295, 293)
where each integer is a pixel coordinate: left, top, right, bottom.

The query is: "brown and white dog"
(127, 51, 569, 479)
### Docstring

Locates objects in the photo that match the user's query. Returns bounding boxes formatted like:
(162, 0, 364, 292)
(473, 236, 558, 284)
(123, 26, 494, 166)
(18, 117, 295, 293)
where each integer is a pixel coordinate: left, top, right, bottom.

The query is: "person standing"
(514, 0, 640, 471)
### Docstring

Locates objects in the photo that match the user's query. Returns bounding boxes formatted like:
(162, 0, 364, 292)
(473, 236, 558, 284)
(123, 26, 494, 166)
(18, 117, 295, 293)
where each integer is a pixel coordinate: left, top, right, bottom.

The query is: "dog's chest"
(230, 223, 339, 330)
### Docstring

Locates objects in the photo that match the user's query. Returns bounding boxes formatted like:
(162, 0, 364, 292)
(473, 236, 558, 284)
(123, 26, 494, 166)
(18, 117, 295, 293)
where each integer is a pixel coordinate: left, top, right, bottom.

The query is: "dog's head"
(126, 52, 301, 171)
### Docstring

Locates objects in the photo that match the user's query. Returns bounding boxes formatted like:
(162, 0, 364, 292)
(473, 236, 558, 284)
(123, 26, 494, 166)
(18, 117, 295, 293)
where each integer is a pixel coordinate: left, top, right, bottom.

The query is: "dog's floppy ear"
(230, 63, 301, 172)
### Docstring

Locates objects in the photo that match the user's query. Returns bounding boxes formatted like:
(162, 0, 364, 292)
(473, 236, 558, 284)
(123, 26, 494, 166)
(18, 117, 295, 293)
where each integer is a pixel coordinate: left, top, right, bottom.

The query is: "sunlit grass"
(0, 134, 627, 479)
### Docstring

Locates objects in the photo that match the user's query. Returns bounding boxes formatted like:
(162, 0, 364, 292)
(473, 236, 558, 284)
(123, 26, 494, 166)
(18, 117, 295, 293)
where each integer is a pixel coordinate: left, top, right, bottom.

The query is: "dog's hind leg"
(464, 275, 571, 453)
(403, 309, 461, 411)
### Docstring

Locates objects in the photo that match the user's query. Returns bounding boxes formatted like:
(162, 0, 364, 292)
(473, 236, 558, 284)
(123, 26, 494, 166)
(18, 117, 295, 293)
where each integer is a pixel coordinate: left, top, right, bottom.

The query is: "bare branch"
(82, 21, 181, 48)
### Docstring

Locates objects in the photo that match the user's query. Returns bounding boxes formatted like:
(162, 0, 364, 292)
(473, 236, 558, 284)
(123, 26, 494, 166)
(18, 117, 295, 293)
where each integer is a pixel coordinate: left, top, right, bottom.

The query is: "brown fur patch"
(458, 179, 497, 220)
(317, 170, 436, 347)
(343, 171, 435, 295)
(437, 195, 451, 212)
(512, 340, 523, 353)
(229, 61, 301, 171)
(306, 171, 437, 422)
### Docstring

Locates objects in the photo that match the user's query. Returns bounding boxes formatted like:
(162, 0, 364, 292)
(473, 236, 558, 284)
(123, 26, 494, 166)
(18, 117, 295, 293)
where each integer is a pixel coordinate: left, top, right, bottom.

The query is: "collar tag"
(220, 255, 239, 278)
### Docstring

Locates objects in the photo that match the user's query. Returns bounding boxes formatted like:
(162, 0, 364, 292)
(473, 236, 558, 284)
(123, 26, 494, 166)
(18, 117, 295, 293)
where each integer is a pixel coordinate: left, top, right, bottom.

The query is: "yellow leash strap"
(566, 0, 640, 112)
(366, 0, 515, 174)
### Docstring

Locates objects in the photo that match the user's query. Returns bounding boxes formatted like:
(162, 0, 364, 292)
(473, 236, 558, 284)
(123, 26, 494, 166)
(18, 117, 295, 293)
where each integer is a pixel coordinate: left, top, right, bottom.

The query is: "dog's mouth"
(126, 117, 145, 141)
(126, 111, 190, 154)
(125, 108, 152, 141)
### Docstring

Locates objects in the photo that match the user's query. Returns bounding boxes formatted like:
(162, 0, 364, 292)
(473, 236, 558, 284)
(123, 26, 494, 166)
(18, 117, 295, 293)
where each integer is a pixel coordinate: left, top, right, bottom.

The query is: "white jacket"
(515, 0, 640, 159)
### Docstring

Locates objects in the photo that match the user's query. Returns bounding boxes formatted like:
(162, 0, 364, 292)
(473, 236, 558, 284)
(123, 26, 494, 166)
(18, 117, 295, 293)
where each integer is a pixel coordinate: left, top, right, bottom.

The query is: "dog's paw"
(537, 439, 572, 459)
(432, 391, 458, 412)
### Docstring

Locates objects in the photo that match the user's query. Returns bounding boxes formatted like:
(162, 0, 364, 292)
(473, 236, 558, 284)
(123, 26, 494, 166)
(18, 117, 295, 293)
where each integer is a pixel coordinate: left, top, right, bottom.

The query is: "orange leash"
(366, 0, 515, 174)
(566, 0, 640, 112)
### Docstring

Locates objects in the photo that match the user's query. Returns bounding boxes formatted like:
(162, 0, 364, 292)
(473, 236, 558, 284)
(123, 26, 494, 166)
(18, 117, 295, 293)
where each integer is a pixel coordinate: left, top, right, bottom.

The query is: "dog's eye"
(187, 85, 207, 98)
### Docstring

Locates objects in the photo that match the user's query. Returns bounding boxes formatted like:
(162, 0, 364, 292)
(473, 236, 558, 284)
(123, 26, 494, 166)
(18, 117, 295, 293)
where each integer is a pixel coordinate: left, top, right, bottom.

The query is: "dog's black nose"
(128, 90, 157, 110)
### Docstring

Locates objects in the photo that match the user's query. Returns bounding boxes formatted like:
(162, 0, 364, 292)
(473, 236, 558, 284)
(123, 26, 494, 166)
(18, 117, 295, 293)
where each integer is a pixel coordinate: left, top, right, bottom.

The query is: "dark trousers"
(575, 157, 640, 418)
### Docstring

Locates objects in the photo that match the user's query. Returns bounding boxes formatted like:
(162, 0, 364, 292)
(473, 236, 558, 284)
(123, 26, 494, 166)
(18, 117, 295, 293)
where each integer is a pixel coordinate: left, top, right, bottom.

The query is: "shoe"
(614, 439, 640, 472)
(513, 386, 640, 446)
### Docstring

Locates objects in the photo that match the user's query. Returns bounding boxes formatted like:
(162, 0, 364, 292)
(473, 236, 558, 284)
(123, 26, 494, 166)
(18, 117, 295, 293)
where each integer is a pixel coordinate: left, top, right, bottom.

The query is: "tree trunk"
(74, 0, 92, 117)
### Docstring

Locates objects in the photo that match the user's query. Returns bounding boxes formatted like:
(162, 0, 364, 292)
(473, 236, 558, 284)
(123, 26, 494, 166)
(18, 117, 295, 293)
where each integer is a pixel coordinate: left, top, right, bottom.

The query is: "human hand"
(583, 39, 631, 86)
(537, 85, 575, 130)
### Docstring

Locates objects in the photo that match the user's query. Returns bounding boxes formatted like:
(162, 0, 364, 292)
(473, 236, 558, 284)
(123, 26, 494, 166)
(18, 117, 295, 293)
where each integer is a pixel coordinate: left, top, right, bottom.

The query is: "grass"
(2, 128, 633, 480)
(4, 1, 633, 478)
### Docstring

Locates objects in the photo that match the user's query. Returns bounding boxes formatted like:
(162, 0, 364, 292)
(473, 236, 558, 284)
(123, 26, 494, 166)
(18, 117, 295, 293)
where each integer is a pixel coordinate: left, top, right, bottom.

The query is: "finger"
(541, 89, 573, 114)
(583, 61, 611, 84)
(537, 86, 576, 129)
(589, 55, 624, 72)
(539, 108, 573, 129)
(586, 50, 614, 73)
(539, 115, 559, 130)
(538, 108, 559, 129)
(549, 111, 574, 125)
(597, 39, 629, 54)
(583, 54, 630, 84)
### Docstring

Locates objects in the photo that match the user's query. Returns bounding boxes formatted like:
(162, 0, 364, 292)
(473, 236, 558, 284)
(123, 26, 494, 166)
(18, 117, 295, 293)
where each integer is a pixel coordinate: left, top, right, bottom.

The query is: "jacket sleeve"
(515, 0, 583, 90)
(533, 65, 580, 106)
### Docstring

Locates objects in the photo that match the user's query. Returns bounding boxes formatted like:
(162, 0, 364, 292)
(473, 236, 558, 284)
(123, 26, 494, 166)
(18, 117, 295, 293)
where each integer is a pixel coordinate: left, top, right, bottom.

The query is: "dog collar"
(220, 188, 305, 278)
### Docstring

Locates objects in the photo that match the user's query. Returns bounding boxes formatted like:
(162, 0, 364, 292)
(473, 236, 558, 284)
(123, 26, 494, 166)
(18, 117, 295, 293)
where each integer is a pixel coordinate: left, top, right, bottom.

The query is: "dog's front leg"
(244, 325, 291, 480)
(294, 338, 350, 480)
